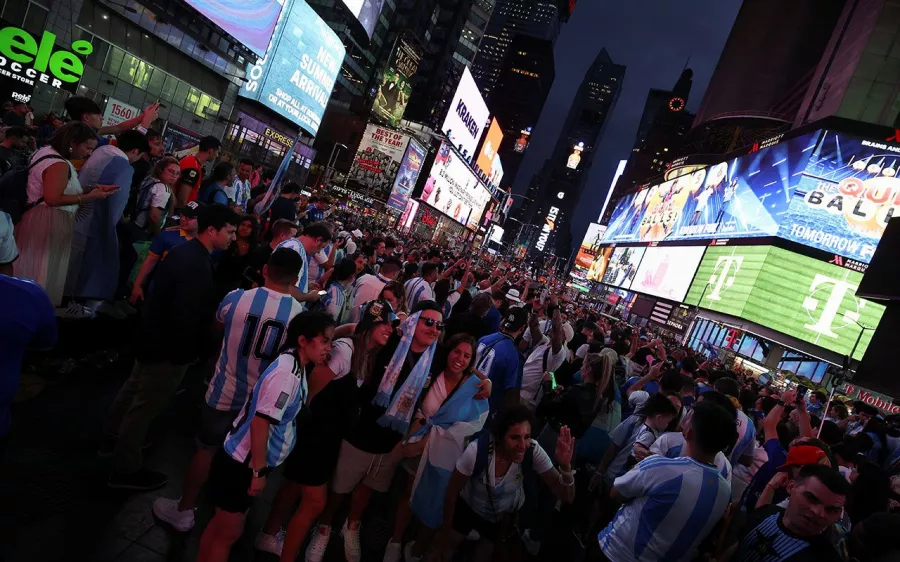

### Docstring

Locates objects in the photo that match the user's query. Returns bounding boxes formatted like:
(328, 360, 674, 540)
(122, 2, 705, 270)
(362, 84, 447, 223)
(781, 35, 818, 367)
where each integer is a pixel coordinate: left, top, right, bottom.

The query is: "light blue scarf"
(373, 311, 437, 433)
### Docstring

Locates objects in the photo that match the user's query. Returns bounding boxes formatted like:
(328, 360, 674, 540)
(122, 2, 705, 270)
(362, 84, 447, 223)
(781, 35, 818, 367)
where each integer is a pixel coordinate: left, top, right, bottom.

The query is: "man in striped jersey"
(403, 262, 438, 312)
(715, 377, 758, 468)
(277, 221, 333, 309)
(596, 401, 735, 562)
(152, 248, 305, 532)
(727, 464, 848, 562)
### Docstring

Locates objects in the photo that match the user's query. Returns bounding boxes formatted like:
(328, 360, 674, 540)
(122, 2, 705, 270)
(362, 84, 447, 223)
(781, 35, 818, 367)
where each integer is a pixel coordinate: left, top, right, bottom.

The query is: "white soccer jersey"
(276, 238, 310, 304)
(206, 288, 304, 412)
(404, 277, 434, 312)
(730, 410, 757, 466)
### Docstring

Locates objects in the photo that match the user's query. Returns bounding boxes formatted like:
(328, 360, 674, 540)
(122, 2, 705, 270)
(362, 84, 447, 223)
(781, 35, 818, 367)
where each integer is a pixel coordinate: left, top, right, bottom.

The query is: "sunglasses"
(419, 318, 445, 330)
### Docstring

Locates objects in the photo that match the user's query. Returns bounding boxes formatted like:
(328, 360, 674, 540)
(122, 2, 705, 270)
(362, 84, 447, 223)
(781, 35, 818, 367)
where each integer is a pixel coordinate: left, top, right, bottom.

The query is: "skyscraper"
(490, 35, 556, 189)
(517, 49, 625, 261)
(601, 69, 695, 223)
(685, 0, 845, 154)
(471, 0, 566, 98)
(795, 0, 900, 128)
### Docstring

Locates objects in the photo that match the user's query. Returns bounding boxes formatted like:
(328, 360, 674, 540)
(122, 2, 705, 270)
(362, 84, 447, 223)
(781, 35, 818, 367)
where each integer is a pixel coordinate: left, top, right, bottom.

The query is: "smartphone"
(317, 290, 328, 296)
(796, 385, 809, 402)
(549, 371, 557, 391)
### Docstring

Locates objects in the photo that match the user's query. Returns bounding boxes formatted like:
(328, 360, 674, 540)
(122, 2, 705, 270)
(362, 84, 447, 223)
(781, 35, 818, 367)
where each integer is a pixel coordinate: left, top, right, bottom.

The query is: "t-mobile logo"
(802, 274, 863, 338)
(706, 255, 743, 301)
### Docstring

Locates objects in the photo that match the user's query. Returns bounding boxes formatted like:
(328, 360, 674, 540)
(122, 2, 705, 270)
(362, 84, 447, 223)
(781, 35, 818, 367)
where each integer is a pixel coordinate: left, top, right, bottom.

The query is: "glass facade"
(685, 318, 830, 384)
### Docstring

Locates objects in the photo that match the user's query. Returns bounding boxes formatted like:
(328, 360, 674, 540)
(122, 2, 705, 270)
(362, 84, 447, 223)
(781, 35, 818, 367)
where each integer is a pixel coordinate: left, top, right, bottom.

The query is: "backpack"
(0, 153, 70, 223)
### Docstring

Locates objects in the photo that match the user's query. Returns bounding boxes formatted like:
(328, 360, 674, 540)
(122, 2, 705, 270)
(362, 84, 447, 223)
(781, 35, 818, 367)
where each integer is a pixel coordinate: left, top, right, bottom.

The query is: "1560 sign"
(0, 25, 93, 90)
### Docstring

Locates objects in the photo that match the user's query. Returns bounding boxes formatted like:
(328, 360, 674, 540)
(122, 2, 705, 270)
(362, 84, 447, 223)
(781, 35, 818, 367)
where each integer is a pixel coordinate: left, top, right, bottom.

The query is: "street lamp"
(323, 143, 348, 188)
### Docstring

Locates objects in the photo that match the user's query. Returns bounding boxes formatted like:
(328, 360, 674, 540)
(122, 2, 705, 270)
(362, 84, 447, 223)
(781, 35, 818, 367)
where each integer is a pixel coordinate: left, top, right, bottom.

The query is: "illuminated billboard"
(372, 35, 420, 126)
(571, 222, 609, 282)
(346, 124, 411, 201)
(600, 246, 646, 288)
(421, 141, 492, 231)
(779, 130, 900, 264)
(567, 142, 584, 170)
(239, 0, 344, 136)
(339, 0, 384, 38)
(603, 133, 817, 244)
(684, 245, 884, 360)
(386, 138, 426, 213)
(629, 246, 706, 302)
(441, 68, 490, 159)
(183, 0, 283, 57)
(476, 118, 504, 184)
(514, 127, 532, 153)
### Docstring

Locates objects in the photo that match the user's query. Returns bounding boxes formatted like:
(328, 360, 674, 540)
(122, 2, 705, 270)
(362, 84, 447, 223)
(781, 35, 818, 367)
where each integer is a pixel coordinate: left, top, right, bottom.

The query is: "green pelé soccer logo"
(0, 26, 93, 88)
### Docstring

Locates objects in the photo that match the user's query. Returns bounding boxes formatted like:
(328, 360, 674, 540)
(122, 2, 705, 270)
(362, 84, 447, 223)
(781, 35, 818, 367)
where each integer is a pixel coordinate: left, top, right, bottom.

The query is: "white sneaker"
(152, 497, 195, 532)
(55, 303, 95, 319)
(341, 522, 362, 562)
(306, 525, 331, 562)
(404, 541, 422, 562)
(255, 529, 285, 555)
(521, 529, 541, 556)
(384, 540, 402, 562)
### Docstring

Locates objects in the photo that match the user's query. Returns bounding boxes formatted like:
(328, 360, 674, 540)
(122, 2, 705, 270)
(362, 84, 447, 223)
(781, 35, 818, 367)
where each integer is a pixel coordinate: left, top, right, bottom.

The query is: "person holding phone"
(14, 122, 118, 316)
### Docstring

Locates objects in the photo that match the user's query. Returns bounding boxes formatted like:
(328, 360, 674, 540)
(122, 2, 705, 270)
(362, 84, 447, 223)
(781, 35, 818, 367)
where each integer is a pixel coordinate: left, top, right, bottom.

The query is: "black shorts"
(451, 497, 511, 543)
(208, 448, 253, 513)
(282, 435, 341, 487)
(196, 406, 238, 449)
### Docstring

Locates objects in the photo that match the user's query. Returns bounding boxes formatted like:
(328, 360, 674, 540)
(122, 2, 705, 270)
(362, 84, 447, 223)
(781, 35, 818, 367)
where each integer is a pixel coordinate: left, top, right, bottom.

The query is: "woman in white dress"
(14, 122, 117, 311)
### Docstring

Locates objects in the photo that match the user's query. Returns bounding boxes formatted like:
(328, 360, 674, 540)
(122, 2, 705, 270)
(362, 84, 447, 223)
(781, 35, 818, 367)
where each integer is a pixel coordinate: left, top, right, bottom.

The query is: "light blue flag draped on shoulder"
(254, 131, 303, 216)
(409, 375, 489, 529)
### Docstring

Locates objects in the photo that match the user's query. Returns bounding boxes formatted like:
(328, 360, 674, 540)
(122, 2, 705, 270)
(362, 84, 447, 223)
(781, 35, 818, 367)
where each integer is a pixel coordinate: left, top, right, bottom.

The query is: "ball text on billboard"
(421, 141, 491, 231)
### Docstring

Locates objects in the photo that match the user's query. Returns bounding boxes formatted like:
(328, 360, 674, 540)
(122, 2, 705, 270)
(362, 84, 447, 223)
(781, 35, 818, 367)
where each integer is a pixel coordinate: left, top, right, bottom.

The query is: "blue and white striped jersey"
(730, 410, 757, 466)
(223, 353, 307, 467)
(607, 415, 658, 481)
(404, 277, 434, 312)
(321, 282, 349, 323)
(649, 431, 732, 485)
(599, 456, 731, 562)
(276, 238, 309, 306)
(206, 288, 304, 412)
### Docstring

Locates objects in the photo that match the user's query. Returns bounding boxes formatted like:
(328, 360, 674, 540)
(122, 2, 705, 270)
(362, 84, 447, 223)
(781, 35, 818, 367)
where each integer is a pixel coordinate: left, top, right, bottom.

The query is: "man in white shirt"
(348, 257, 401, 321)
(519, 309, 568, 409)
(227, 158, 254, 212)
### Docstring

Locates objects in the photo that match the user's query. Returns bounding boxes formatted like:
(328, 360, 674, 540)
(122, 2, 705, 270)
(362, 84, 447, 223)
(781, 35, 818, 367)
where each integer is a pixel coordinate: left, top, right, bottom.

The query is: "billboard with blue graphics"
(239, 0, 345, 136)
(778, 130, 900, 264)
(183, 0, 283, 57)
(603, 133, 817, 244)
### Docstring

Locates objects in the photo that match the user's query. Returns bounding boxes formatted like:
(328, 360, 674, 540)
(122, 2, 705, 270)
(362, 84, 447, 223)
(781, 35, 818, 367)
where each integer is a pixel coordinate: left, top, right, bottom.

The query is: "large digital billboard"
(778, 130, 900, 264)
(372, 36, 420, 126)
(600, 246, 646, 288)
(684, 245, 884, 360)
(421, 141, 492, 231)
(441, 68, 490, 160)
(571, 223, 609, 282)
(684, 245, 771, 317)
(346, 124, 411, 201)
(239, 0, 344, 136)
(603, 133, 817, 244)
(629, 246, 707, 302)
(476, 118, 504, 184)
(386, 138, 426, 213)
(183, 0, 283, 57)
(339, 0, 384, 38)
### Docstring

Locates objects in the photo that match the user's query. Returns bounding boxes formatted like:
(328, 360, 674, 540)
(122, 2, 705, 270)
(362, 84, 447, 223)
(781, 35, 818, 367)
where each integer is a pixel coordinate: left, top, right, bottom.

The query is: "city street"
(2, 318, 395, 562)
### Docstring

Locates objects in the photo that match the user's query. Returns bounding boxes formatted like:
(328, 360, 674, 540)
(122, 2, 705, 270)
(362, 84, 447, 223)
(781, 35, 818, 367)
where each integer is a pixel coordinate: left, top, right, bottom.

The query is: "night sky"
(512, 0, 744, 249)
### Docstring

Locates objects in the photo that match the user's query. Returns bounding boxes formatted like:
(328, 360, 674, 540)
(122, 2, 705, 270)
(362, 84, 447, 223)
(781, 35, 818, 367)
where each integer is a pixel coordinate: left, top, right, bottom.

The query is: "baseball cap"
(505, 288, 522, 303)
(355, 300, 393, 334)
(502, 307, 529, 332)
(351, 229, 363, 238)
(777, 445, 827, 471)
(175, 200, 204, 219)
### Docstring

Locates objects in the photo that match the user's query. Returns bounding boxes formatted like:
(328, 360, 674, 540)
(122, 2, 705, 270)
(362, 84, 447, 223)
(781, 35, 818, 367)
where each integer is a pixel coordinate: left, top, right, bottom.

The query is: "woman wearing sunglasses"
(305, 301, 490, 562)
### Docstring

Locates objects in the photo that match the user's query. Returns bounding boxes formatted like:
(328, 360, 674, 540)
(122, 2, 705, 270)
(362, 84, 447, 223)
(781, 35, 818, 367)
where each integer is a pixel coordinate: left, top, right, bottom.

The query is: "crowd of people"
(2, 97, 900, 562)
